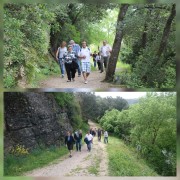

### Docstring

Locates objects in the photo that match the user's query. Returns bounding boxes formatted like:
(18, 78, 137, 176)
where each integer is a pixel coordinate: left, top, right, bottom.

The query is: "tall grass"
(4, 122, 89, 176)
(107, 136, 158, 176)
(4, 146, 68, 176)
(116, 60, 131, 71)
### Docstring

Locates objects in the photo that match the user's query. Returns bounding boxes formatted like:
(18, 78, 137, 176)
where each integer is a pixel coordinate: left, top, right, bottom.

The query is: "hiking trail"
(24, 120, 108, 176)
(37, 68, 125, 89)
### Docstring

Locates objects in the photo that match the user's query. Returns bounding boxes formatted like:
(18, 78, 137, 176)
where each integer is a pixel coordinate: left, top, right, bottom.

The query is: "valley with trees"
(4, 92, 176, 176)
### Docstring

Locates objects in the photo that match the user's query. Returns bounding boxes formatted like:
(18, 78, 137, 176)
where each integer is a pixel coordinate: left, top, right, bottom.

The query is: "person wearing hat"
(100, 40, 112, 73)
(62, 45, 78, 82)
(69, 40, 81, 77)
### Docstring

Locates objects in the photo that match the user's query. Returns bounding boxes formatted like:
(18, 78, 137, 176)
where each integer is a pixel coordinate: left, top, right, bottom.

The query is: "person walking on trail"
(78, 41, 92, 84)
(104, 130, 108, 144)
(90, 128, 93, 135)
(84, 131, 93, 152)
(69, 40, 81, 77)
(100, 40, 112, 73)
(65, 131, 75, 158)
(92, 128, 96, 137)
(95, 52, 101, 71)
(74, 130, 82, 152)
(63, 45, 78, 82)
(92, 51, 97, 68)
(56, 41, 67, 78)
(97, 128, 102, 142)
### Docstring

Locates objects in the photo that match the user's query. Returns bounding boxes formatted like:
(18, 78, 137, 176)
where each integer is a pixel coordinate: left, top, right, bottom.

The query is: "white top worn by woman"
(58, 47, 67, 58)
(85, 134, 93, 141)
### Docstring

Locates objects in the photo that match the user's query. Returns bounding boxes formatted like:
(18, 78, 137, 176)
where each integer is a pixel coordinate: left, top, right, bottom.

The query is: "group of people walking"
(64, 128, 108, 158)
(56, 40, 112, 84)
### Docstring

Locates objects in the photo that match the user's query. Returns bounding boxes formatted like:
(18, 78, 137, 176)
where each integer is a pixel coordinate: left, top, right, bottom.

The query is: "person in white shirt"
(78, 41, 92, 84)
(100, 40, 112, 73)
(56, 41, 67, 78)
(104, 130, 108, 144)
(85, 131, 93, 151)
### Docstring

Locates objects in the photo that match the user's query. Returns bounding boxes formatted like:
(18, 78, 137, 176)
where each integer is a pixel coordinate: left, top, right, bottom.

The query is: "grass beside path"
(107, 136, 158, 176)
(4, 122, 89, 176)
(4, 146, 68, 176)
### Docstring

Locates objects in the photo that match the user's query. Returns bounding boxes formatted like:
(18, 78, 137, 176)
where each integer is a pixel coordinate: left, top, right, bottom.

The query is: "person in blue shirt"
(69, 40, 81, 77)
(74, 130, 82, 152)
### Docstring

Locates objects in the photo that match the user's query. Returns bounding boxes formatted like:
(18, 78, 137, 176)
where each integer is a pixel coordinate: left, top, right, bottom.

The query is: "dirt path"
(25, 121, 108, 176)
(38, 70, 112, 89)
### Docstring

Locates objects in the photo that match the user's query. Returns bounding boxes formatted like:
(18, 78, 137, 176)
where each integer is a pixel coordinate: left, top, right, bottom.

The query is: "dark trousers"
(65, 63, 76, 81)
(98, 135, 101, 142)
(75, 58, 81, 75)
(87, 141, 92, 151)
(93, 60, 96, 67)
(76, 140, 81, 151)
(97, 61, 101, 70)
(100, 56, 109, 72)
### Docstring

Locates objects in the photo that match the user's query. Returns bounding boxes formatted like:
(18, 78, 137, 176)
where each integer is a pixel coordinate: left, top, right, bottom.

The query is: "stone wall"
(4, 92, 73, 153)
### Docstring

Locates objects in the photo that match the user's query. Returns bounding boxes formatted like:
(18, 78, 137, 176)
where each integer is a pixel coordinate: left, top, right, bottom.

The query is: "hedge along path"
(24, 121, 108, 176)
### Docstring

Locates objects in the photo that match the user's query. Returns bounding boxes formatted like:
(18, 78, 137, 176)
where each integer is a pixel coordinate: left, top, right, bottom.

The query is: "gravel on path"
(25, 121, 108, 177)
(38, 70, 111, 89)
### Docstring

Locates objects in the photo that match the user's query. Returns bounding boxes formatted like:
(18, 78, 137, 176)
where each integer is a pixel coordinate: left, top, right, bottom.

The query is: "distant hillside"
(126, 99, 139, 105)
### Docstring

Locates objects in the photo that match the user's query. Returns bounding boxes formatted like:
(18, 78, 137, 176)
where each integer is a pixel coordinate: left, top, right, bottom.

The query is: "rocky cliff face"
(4, 92, 73, 153)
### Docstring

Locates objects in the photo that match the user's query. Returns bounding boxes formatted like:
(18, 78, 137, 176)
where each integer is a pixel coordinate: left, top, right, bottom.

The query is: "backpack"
(84, 137, 88, 144)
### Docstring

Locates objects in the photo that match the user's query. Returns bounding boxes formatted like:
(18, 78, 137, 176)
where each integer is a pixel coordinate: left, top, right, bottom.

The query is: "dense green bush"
(4, 4, 56, 88)
(119, 4, 176, 88)
(78, 92, 129, 122)
(53, 93, 83, 130)
(99, 93, 176, 176)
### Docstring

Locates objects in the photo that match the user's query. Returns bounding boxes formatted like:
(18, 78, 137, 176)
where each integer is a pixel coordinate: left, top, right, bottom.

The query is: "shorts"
(81, 62, 91, 73)
(67, 143, 73, 150)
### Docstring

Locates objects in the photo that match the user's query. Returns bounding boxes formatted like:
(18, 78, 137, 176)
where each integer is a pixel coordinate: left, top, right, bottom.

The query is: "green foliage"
(161, 64, 176, 88)
(53, 93, 83, 130)
(100, 109, 119, 133)
(78, 93, 129, 122)
(107, 136, 157, 176)
(4, 146, 68, 176)
(120, 4, 176, 88)
(80, 122, 90, 135)
(53, 92, 74, 107)
(129, 93, 176, 175)
(4, 4, 56, 88)
(4, 3, 176, 88)
(58, 23, 80, 44)
(100, 93, 176, 176)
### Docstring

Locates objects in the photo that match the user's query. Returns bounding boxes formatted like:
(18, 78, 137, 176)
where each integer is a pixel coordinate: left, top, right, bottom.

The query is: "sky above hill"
(95, 92, 147, 99)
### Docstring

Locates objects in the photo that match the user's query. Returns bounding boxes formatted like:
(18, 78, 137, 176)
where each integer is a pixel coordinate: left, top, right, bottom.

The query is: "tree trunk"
(142, 24, 148, 49)
(104, 4, 129, 81)
(156, 3, 176, 63)
(141, 7, 152, 49)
